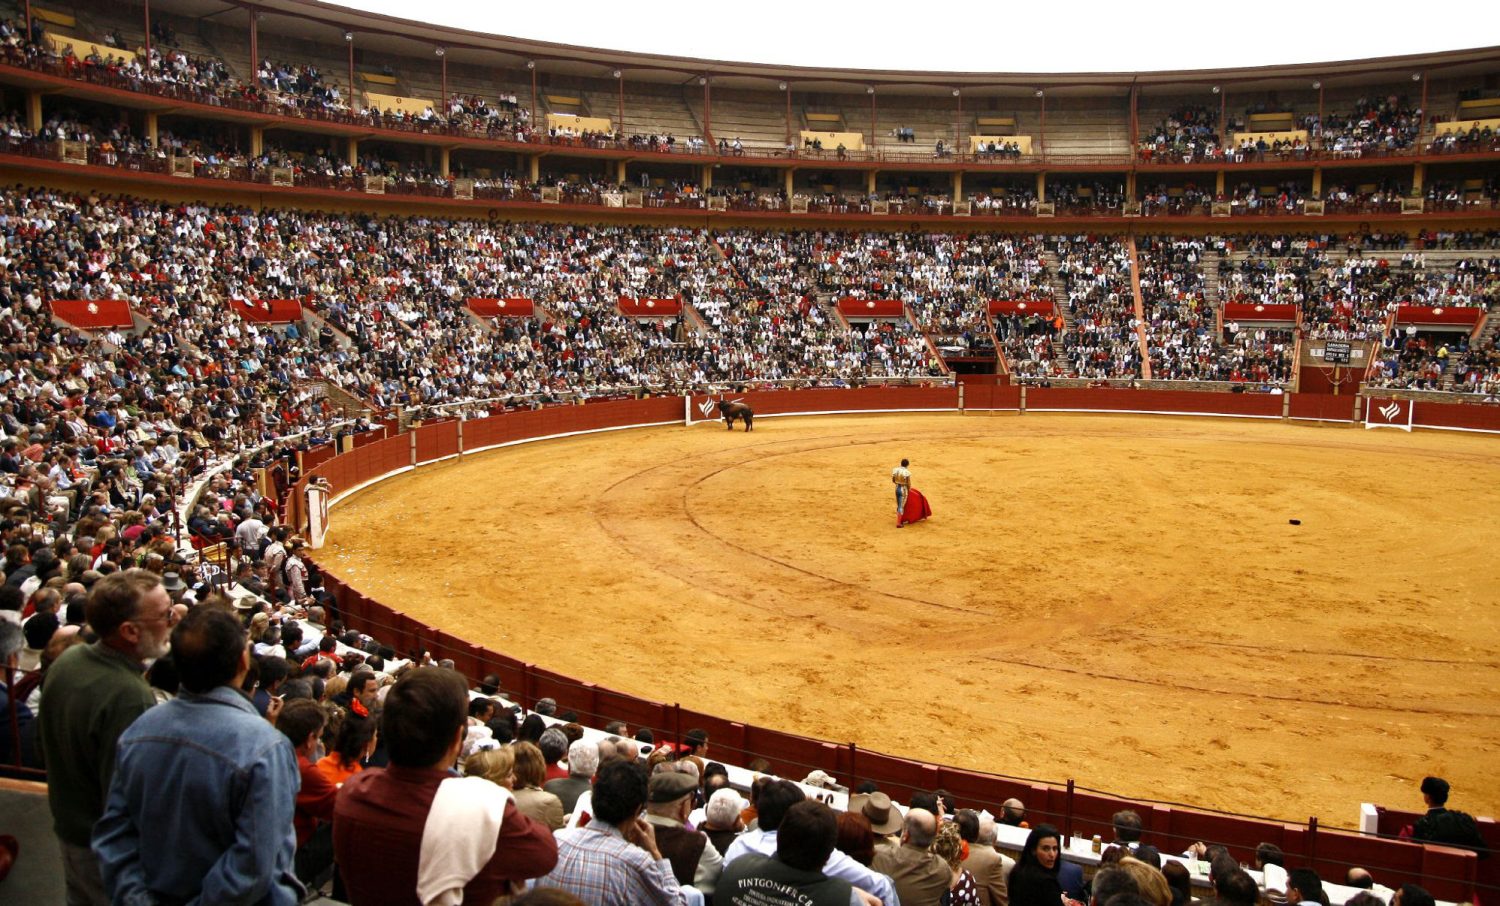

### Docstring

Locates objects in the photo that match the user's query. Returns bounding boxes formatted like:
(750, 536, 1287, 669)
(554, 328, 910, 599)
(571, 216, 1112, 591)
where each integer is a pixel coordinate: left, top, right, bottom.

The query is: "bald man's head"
(904, 808, 938, 848)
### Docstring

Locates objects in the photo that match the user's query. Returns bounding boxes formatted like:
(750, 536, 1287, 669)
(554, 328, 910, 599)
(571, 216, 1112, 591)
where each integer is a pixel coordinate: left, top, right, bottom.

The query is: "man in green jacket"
(37, 569, 170, 906)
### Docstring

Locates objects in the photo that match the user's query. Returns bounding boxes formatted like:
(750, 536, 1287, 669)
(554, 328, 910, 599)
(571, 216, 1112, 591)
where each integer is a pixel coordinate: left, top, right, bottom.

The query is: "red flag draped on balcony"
(1393, 305, 1483, 327)
(231, 298, 304, 324)
(837, 298, 903, 319)
(618, 297, 682, 317)
(988, 299, 1058, 317)
(468, 298, 535, 318)
(1222, 302, 1299, 323)
(49, 299, 133, 329)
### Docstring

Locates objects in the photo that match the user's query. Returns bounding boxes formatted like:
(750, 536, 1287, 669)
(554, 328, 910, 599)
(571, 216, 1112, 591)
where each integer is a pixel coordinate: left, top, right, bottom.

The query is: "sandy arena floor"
(321, 413, 1500, 825)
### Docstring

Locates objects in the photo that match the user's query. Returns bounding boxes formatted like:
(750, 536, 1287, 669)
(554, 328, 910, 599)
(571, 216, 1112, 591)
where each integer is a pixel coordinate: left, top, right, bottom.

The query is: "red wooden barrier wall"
(299, 389, 1495, 901)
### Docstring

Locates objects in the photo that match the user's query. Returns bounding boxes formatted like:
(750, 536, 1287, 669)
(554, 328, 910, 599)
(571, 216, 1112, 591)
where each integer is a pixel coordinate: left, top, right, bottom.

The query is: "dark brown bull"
(718, 400, 754, 431)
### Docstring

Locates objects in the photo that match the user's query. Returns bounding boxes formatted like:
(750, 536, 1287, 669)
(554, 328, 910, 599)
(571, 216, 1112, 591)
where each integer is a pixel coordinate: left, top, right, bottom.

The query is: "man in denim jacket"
(94, 604, 302, 905)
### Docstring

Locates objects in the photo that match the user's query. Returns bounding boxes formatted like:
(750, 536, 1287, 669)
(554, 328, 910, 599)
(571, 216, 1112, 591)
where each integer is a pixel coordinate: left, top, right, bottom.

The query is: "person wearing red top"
(276, 699, 340, 887)
(333, 668, 557, 906)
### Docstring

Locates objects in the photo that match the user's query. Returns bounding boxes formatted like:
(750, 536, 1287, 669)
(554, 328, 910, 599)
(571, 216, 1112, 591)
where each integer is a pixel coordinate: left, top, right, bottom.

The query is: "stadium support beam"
(1125, 171, 1135, 199)
(25, 90, 41, 132)
(145, 112, 158, 148)
(1412, 162, 1425, 195)
(1215, 170, 1225, 196)
(866, 170, 876, 195)
(952, 170, 962, 205)
(1035, 171, 1045, 201)
(784, 169, 794, 199)
(1311, 166, 1322, 198)
(528, 155, 539, 182)
(248, 125, 261, 157)
(347, 138, 358, 168)
(248, 11, 257, 77)
(439, 146, 450, 179)
(701, 165, 712, 190)
(616, 160, 627, 185)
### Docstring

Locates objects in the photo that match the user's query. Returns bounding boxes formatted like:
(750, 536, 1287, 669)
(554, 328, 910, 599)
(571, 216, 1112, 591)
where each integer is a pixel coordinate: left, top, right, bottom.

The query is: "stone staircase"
(1446, 305, 1500, 381)
(1039, 250, 1076, 333)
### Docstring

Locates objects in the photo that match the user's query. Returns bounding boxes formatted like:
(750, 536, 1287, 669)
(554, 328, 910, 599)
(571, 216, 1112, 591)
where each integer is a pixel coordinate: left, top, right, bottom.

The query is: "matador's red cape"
(898, 488, 932, 527)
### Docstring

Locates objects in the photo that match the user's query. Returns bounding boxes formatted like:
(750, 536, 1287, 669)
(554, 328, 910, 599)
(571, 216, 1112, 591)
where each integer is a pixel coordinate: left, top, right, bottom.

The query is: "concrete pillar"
(528, 155, 540, 182)
(615, 160, 627, 185)
(347, 138, 359, 168)
(701, 164, 712, 190)
(248, 125, 262, 157)
(145, 112, 159, 148)
(1311, 166, 1322, 198)
(1036, 171, 1046, 199)
(1126, 171, 1135, 198)
(865, 170, 876, 195)
(784, 169, 795, 199)
(1215, 170, 1225, 196)
(25, 90, 41, 132)
(439, 146, 450, 179)
(952, 170, 963, 204)
(1412, 162, 1425, 195)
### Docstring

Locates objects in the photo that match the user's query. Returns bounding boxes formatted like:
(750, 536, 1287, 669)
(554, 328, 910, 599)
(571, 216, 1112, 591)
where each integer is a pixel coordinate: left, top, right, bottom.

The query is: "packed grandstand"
(0, 1, 1498, 904)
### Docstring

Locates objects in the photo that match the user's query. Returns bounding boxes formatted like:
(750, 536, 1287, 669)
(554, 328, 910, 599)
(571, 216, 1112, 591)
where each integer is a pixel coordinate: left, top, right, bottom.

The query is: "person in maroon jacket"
(333, 667, 558, 906)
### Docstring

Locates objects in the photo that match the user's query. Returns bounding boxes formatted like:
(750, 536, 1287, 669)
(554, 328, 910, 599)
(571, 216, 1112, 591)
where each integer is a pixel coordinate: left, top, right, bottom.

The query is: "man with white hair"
(702, 787, 745, 859)
(957, 808, 1014, 906)
(546, 738, 599, 815)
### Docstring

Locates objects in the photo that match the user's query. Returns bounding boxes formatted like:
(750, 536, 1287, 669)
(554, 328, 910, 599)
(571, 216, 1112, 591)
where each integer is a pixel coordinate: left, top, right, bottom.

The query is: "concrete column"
(1036, 171, 1046, 199)
(784, 169, 795, 198)
(701, 164, 712, 190)
(866, 170, 877, 195)
(1215, 170, 1225, 196)
(248, 125, 262, 157)
(1311, 166, 1322, 198)
(145, 112, 159, 148)
(615, 160, 627, 185)
(1412, 162, 1425, 195)
(439, 146, 451, 179)
(1126, 171, 1135, 198)
(347, 138, 359, 168)
(25, 90, 41, 132)
(528, 155, 540, 182)
(953, 170, 964, 204)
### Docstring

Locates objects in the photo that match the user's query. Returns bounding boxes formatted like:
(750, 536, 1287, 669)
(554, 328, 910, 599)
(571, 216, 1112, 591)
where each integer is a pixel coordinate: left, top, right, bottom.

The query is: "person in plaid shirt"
(537, 758, 687, 905)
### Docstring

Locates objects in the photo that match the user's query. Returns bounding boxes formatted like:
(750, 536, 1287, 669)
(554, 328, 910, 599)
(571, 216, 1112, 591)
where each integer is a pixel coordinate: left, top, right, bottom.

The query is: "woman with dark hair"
(517, 712, 547, 744)
(1008, 824, 1071, 906)
(1160, 859, 1193, 906)
(835, 810, 876, 867)
(316, 709, 377, 787)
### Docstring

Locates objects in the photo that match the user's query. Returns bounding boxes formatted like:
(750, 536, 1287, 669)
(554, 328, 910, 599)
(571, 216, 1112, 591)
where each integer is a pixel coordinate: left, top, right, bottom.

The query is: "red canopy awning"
(1394, 305, 1483, 327)
(49, 299, 133, 329)
(1222, 302, 1299, 323)
(618, 297, 682, 317)
(468, 297, 536, 318)
(837, 298, 904, 318)
(231, 298, 304, 324)
(988, 299, 1057, 317)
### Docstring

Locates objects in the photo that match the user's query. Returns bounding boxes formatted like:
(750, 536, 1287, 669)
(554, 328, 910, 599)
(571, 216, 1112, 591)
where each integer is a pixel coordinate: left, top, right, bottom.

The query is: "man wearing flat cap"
(645, 768, 724, 899)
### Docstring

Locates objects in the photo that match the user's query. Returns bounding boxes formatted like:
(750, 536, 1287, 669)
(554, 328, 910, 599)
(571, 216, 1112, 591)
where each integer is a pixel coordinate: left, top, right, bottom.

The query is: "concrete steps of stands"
(1040, 250, 1076, 333)
(1203, 255, 1221, 304)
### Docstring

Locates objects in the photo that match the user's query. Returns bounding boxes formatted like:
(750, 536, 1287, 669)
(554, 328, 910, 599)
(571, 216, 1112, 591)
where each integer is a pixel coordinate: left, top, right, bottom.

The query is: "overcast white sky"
(328, 0, 1498, 73)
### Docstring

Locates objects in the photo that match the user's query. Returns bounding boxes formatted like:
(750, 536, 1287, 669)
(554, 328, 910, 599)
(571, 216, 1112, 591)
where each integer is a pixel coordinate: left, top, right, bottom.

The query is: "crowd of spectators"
(1138, 237, 1294, 384)
(1308, 95, 1423, 155)
(1048, 235, 1142, 379)
(1138, 105, 1224, 163)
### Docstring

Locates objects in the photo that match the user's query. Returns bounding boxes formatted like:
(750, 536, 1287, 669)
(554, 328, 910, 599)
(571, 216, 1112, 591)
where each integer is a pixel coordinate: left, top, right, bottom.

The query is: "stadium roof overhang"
(156, 0, 1499, 97)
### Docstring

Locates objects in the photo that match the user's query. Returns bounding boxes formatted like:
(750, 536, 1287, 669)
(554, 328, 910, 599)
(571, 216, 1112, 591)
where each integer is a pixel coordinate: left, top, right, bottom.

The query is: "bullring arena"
(5, 1, 1500, 903)
(323, 403, 1500, 825)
